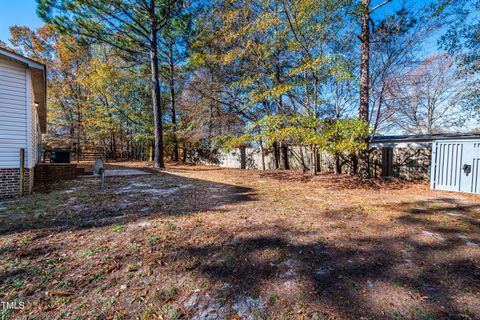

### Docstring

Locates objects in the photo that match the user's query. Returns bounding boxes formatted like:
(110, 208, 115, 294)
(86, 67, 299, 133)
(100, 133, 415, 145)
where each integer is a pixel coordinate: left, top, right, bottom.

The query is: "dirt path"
(0, 163, 479, 319)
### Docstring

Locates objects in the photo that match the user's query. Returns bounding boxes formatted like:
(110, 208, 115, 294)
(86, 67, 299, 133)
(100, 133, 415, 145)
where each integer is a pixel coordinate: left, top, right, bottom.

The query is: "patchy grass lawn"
(0, 162, 479, 320)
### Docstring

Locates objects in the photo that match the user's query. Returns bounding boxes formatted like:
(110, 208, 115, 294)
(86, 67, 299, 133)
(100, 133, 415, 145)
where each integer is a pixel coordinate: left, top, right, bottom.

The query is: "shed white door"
(431, 140, 480, 194)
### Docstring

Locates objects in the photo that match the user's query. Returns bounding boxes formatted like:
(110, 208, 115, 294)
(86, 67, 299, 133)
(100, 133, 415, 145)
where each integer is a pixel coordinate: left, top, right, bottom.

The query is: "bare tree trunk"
(126, 134, 130, 159)
(317, 151, 322, 173)
(310, 145, 317, 175)
(168, 41, 179, 161)
(274, 53, 290, 171)
(299, 146, 306, 173)
(259, 138, 266, 170)
(349, 154, 358, 175)
(334, 154, 342, 174)
(111, 132, 116, 154)
(149, 14, 165, 169)
(284, 144, 289, 170)
(76, 109, 81, 163)
(427, 104, 434, 134)
(182, 142, 187, 162)
(273, 141, 280, 169)
(150, 140, 155, 162)
(358, 0, 371, 178)
(279, 143, 289, 170)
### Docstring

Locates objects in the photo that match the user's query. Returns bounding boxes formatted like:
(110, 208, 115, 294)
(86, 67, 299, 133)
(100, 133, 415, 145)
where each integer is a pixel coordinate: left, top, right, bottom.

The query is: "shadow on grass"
(388, 198, 480, 236)
(258, 170, 417, 190)
(0, 171, 255, 237)
(0, 172, 479, 318)
(174, 225, 477, 319)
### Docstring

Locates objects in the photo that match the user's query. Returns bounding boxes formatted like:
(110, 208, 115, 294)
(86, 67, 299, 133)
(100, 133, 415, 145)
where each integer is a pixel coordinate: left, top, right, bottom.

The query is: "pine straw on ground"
(0, 163, 479, 320)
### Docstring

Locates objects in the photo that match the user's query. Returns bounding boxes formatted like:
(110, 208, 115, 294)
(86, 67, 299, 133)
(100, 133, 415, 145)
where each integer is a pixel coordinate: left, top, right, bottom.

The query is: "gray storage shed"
(370, 132, 480, 194)
(371, 133, 480, 194)
(430, 138, 480, 194)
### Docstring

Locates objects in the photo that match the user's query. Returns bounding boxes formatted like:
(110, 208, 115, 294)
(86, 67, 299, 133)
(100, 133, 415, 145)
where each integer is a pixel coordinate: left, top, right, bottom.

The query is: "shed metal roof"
(372, 133, 480, 144)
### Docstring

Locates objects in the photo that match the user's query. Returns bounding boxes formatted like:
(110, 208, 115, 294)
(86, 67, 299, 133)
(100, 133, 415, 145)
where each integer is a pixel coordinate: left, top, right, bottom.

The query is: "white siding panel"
(0, 70, 26, 80)
(0, 59, 27, 169)
(27, 71, 38, 168)
(0, 97, 26, 106)
(0, 124, 26, 133)
(0, 71, 25, 81)
(0, 87, 26, 98)
(0, 106, 27, 116)
(0, 77, 25, 89)
(0, 149, 23, 158)
(0, 137, 27, 146)
(0, 60, 26, 71)
(0, 72, 25, 82)
(0, 132, 27, 140)
(0, 111, 27, 120)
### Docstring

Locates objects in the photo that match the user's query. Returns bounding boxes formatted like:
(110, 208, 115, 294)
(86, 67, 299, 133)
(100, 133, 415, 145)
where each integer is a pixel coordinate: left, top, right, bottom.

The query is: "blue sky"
(0, 0, 44, 44)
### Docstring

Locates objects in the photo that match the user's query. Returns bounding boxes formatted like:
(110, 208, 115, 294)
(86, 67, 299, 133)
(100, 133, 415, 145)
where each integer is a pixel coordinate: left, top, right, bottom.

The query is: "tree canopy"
(1, 0, 475, 174)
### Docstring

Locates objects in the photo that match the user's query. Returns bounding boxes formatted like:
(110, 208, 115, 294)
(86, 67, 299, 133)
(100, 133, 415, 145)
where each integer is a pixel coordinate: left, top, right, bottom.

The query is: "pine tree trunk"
(149, 18, 165, 169)
(282, 143, 289, 170)
(150, 140, 155, 162)
(279, 143, 289, 170)
(273, 141, 280, 169)
(259, 139, 266, 170)
(182, 142, 187, 162)
(358, 0, 370, 178)
(112, 132, 116, 154)
(169, 42, 179, 162)
(299, 146, 306, 173)
(76, 108, 81, 163)
(350, 154, 358, 175)
(317, 151, 322, 173)
(310, 145, 317, 175)
(334, 154, 342, 175)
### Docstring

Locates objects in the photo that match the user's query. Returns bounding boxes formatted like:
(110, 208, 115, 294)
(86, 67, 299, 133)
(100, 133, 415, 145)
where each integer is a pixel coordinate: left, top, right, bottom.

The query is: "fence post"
(381, 147, 393, 177)
(19, 148, 25, 195)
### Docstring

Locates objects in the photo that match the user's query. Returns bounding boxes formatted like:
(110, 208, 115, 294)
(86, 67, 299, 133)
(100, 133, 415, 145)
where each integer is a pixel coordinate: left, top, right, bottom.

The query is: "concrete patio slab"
(103, 169, 152, 177)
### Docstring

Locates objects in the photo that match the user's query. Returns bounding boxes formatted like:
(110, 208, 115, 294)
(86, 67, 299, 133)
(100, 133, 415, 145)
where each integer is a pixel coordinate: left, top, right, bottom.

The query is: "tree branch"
(370, 0, 392, 13)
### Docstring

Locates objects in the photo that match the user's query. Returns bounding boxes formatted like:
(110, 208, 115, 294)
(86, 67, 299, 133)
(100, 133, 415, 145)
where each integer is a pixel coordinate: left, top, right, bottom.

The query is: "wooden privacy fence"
(187, 145, 431, 180)
(75, 151, 147, 161)
(42, 150, 147, 162)
(187, 146, 341, 172)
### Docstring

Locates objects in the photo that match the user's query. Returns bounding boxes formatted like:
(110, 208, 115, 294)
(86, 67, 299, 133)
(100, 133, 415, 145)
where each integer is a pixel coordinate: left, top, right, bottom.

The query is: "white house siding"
(27, 70, 41, 169)
(0, 59, 28, 169)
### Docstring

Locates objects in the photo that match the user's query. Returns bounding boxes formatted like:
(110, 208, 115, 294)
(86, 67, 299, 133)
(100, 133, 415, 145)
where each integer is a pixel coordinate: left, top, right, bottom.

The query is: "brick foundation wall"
(0, 168, 32, 198)
(34, 164, 78, 189)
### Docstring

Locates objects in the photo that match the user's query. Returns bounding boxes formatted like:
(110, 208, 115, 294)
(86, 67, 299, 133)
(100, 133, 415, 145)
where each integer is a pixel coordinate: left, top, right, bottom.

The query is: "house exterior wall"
(27, 69, 41, 169)
(0, 59, 41, 198)
(0, 59, 28, 169)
